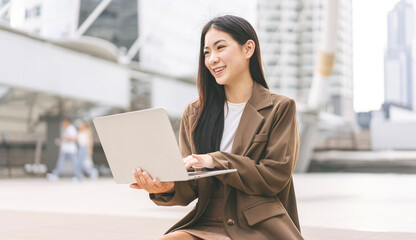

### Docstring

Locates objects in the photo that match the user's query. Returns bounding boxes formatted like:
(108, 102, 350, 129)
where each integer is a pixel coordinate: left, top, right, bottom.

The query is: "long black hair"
(193, 15, 268, 154)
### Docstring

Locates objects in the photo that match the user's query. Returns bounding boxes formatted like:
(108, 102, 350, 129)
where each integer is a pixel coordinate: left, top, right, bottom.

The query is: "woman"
(77, 121, 99, 180)
(130, 15, 303, 240)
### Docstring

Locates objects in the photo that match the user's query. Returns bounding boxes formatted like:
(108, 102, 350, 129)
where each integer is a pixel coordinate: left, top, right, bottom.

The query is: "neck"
(224, 74, 253, 103)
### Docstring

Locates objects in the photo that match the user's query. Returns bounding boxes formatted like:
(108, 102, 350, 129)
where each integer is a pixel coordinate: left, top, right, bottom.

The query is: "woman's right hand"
(129, 168, 175, 194)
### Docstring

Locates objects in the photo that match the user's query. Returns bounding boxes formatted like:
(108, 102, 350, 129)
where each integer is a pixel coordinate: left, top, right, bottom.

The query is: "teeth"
(214, 67, 225, 73)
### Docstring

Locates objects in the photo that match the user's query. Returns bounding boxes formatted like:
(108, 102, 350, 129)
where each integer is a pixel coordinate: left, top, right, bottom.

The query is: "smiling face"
(203, 28, 251, 87)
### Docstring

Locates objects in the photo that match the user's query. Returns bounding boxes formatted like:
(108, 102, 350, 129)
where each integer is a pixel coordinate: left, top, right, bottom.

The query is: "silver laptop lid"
(93, 108, 189, 183)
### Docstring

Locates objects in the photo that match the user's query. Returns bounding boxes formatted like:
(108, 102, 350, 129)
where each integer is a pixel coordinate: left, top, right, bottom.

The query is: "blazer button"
(226, 218, 235, 226)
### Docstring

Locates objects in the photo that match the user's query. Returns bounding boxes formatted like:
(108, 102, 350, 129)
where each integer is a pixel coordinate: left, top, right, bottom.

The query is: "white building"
(4, 0, 353, 120)
(258, 0, 354, 121)
(139, 0, 353, 119)
(9, 0, 79, 39)
(0, 0, 356, 171)
(384, 0, 416, 110)
(370, 0, 416, 151)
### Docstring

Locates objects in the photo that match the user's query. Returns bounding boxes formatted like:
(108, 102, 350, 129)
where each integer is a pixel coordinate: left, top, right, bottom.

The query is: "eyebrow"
(204, 39, 226, 50)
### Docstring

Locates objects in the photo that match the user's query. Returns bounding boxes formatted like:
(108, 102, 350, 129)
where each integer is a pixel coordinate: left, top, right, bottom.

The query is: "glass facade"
(384, 0, 416, 110)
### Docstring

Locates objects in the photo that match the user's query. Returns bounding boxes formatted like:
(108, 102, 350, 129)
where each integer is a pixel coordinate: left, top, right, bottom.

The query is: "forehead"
(204, 28, 234, 47)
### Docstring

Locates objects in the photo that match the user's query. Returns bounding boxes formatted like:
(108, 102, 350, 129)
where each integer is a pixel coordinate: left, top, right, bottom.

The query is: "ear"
(244, 40, 255, 59)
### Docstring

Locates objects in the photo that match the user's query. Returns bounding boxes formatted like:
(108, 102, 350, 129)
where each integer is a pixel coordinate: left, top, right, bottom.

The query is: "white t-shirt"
(77, 131, 89, 147)
(61, 125, 78, 153)
(220, 101, 246, 153)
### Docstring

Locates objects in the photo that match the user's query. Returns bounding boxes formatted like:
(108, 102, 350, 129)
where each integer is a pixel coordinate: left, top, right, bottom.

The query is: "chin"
(214, 77, 228, 86)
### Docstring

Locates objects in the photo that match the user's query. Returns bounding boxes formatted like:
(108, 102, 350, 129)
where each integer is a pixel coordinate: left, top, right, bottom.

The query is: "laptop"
(93, 108, 237, 183)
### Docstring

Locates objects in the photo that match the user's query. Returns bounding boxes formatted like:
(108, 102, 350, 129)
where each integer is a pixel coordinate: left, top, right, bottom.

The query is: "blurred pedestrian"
(47, 117, 83, 182)
(77, 120, 99, 180)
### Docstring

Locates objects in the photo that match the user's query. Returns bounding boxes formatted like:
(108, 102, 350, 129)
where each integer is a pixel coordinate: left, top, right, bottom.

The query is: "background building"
(258, 0, 354, 122)
(0, 0, 355, 173)
(369, 0, 416, 150)
(8, 0, 138, 53)
(9, 0, 79, 38)
(384, 0, 416, 110)
(79, 0, 138, 56)
(2, 0, 354, 120)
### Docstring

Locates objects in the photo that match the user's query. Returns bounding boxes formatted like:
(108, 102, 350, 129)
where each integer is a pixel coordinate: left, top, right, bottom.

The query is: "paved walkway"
(310, 150, 416, 173)
(0, 173, 415, 239)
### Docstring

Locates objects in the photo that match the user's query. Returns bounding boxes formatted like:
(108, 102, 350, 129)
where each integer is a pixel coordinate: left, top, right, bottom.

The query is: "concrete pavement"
(0, 173, 415, 239)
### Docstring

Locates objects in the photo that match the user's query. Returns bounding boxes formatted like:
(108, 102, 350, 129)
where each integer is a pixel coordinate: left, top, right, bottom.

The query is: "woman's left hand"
(183, 154, 215, 170)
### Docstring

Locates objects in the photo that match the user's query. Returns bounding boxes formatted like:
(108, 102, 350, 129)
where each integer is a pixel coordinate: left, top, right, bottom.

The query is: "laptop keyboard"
(188, 171, 205, 176)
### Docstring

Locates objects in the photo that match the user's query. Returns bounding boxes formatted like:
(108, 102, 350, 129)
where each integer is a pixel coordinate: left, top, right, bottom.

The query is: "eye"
(217, 45, 225, 50)
(203, 51, 210, 56)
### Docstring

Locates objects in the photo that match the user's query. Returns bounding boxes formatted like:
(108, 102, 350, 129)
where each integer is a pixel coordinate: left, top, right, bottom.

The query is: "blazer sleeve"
(208, 99, 300, 197)
(150, 103, 198, 206)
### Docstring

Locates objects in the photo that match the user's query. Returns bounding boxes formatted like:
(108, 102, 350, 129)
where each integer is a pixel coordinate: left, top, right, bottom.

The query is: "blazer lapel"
(231, 105, 264, 155)
(231, 82, 273, 155)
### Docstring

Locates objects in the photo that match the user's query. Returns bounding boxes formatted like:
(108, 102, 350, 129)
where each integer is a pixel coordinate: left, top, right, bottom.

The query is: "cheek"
(219, 50, 234, 65)
(204, 57, 211, 70)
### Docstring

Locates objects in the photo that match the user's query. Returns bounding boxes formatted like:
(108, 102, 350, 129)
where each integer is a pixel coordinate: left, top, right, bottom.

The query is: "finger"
(135, 168, 149, 190)
(185, 158, 199, 169)
(137, 169, 147, 186)
(153, 178, 162, 187)
(191, 154, 205, 166)
(154, 177, 165, 185)
(129, 183, 140, 189)
(192, 154, 214, 169)
(183, 155, 193, 164)
(184, 158, 193, 169)
(192, 154, 204, 161)
(143, 171, 156, 188)
(133, 169, 142, 185)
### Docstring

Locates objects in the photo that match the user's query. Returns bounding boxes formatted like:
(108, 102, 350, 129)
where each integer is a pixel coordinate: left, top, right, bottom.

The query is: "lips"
(212, 66, 226, 75)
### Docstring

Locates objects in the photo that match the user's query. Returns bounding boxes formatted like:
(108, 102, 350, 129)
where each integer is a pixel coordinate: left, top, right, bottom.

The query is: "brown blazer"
(151, 82, 303, 240)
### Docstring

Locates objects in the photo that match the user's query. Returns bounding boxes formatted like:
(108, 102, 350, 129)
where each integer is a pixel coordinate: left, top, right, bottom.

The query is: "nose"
(209, 52, 220, 66)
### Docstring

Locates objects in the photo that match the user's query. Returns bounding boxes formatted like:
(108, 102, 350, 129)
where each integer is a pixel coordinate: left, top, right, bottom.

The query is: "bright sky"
(352, 0, 405, 112)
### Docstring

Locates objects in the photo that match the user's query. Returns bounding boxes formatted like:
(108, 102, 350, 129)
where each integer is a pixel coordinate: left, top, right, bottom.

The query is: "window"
(25, 5, 41, 19)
